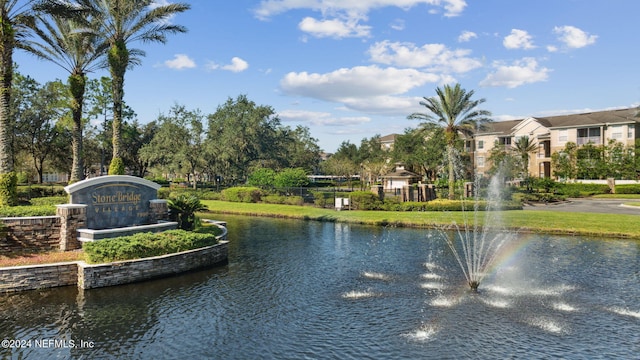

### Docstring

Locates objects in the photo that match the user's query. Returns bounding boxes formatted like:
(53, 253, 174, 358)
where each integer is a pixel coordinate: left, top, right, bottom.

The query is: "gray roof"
(380, 133, 400, 143)
(477, 119, 521, 135)
(542, 108, 638, 129)
(381, 167, 421, 179)
(475, 107, 639, 135)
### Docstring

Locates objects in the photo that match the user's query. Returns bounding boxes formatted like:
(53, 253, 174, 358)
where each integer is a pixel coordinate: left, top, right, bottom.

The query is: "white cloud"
(503, 29, 535, 50)
(278, 109, 371, 126)
(390, 19, 405, 31)
(164, 54, 196, 70)
(280, 65, 443, 114)
(254, 0, 466, 38)
(254, 0, 467, 20)
(299, 16, 371, 38)
(546, 45, 558, 53)
(480, 58, 550, 88)
(281, 65, 438, 99)
(340, 95, 426, 114)
(458, 30, 477, 42)
(368, 40, 482, 73)
(207, 57, 249, 73)
(553, 25, 597, 48)
(435, 0, 467, 17)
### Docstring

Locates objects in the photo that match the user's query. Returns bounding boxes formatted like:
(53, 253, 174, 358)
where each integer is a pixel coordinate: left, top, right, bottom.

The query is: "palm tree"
(23, 14, 108, 183)
(79, 0, 189, 175)
(168, 193, 207, 231)
(0, 0, 76, 204)
(513, 135, 537, 179)
(408, 83, 492, 200)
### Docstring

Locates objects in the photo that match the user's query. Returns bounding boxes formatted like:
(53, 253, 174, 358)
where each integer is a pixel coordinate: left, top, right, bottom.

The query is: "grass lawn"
(199, 200, 640, 239)
(593, 194, 640, 199)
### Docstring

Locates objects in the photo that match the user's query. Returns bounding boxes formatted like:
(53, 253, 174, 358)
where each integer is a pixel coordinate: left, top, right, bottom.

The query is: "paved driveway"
(523, 198, 640, 215)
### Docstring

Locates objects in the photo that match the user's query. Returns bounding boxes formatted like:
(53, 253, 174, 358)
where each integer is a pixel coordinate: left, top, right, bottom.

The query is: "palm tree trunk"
(69, 73, 86, 182)
(108, 41, 128, 175)
(447, 144, 455, 200)
(0, 29, 13, 174)
(0, 21, 17, 206)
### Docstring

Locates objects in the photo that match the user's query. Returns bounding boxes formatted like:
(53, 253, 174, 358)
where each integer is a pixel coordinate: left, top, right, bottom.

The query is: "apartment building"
(471, 107, 639, 178)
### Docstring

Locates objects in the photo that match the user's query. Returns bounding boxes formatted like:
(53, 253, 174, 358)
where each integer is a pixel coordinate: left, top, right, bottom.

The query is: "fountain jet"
(440, 158, 516, 292)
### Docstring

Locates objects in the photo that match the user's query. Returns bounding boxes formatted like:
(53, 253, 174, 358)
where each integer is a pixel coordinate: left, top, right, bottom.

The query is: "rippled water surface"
(1, 215, 639, 359)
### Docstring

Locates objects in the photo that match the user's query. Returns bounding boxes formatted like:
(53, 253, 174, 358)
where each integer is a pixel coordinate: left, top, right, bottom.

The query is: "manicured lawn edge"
(199, 200, 640, 240)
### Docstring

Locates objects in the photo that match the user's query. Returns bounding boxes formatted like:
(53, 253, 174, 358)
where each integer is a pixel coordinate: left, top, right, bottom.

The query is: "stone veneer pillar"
(56, 204, 87, 251)
(149, 199, 170, 222)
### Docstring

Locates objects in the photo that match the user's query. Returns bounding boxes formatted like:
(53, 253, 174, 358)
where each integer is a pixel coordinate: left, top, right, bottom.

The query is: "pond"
(1, 215, 638, 359)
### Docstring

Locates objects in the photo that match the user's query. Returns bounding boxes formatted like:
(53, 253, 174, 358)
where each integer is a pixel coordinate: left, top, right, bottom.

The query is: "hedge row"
(556, 183, 610, 197)
(83, 229, 218, 264)
(0, 205, 56, 217)
(615, 184, 640, 194)
(262, 195, 304, 205)
(158, 188, 221, 200)
(220, 187, 263, 203)
(346, 191, 522, 211)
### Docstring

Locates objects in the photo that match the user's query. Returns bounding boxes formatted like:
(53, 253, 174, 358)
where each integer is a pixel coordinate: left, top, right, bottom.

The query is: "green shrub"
(348, 191, 383, 210)
(17, 185, 66, 199)
(157, 187, 171, 199)
(531, 178, 558, 193)
(311, 191, 334, 208)
(521, 193, 567, 203)
(247, 168, 276, 187)
(390, 199, 523, 211)
(168, 194, 207, 230)
(0, 205, 56, 217)
(273, 168, 309, 188)
(83, 229, 218, 264)
(16, 172, 29, 184)
(556, 183, 609, 196)
(261, 195, 305, 205)
(615, 184, 640, 194)
(380, 197, 402, 211)
(221, 187, 263, 203)
(145, 177, 170, 186)
(0, 172, 18, 206)
(262, 194, 285, 204)
(108, 157, 125, 175)
(29, 196, 68, 206)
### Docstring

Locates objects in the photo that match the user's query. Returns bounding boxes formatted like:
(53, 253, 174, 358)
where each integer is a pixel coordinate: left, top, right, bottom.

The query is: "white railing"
(576, 136, 601, 145)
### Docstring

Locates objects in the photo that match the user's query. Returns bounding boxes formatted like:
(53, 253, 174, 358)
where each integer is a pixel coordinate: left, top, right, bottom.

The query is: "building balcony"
(576, 136, 601, 145)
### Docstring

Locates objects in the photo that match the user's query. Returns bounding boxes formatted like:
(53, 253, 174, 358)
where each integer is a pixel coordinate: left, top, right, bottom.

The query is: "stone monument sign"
(65, 175, 162, 230)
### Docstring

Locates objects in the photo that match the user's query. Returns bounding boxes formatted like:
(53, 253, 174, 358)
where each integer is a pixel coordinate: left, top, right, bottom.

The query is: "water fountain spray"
(440, 155, 516, 292)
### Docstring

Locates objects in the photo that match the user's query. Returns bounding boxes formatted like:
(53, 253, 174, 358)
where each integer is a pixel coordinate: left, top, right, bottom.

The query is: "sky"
(14, 0, 640, 153)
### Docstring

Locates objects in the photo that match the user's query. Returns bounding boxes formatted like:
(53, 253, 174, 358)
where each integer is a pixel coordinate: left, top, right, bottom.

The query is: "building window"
(476, 156, 485, 167)
(498, 137, 511, 147)
(558, 130, 568, 142)
(629, 125, 635, 139)
(477, 140, 484, 149)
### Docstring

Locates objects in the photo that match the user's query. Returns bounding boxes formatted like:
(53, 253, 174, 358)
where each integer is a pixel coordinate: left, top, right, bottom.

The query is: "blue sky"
(14, 0, 640, 152)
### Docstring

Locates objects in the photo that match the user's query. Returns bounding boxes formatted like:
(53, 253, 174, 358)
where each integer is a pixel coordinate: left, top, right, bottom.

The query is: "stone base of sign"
(1, 216, 61, 253)
(56, 204, 87, 251)
(77, 221, 178, 242)
(77, 241, 228, 290)
(0, 221, 228, 294)
(0, 262, 78, 294)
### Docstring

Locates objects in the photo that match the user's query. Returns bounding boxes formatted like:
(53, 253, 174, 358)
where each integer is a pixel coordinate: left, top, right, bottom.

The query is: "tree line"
(10, 77, 323, 188)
